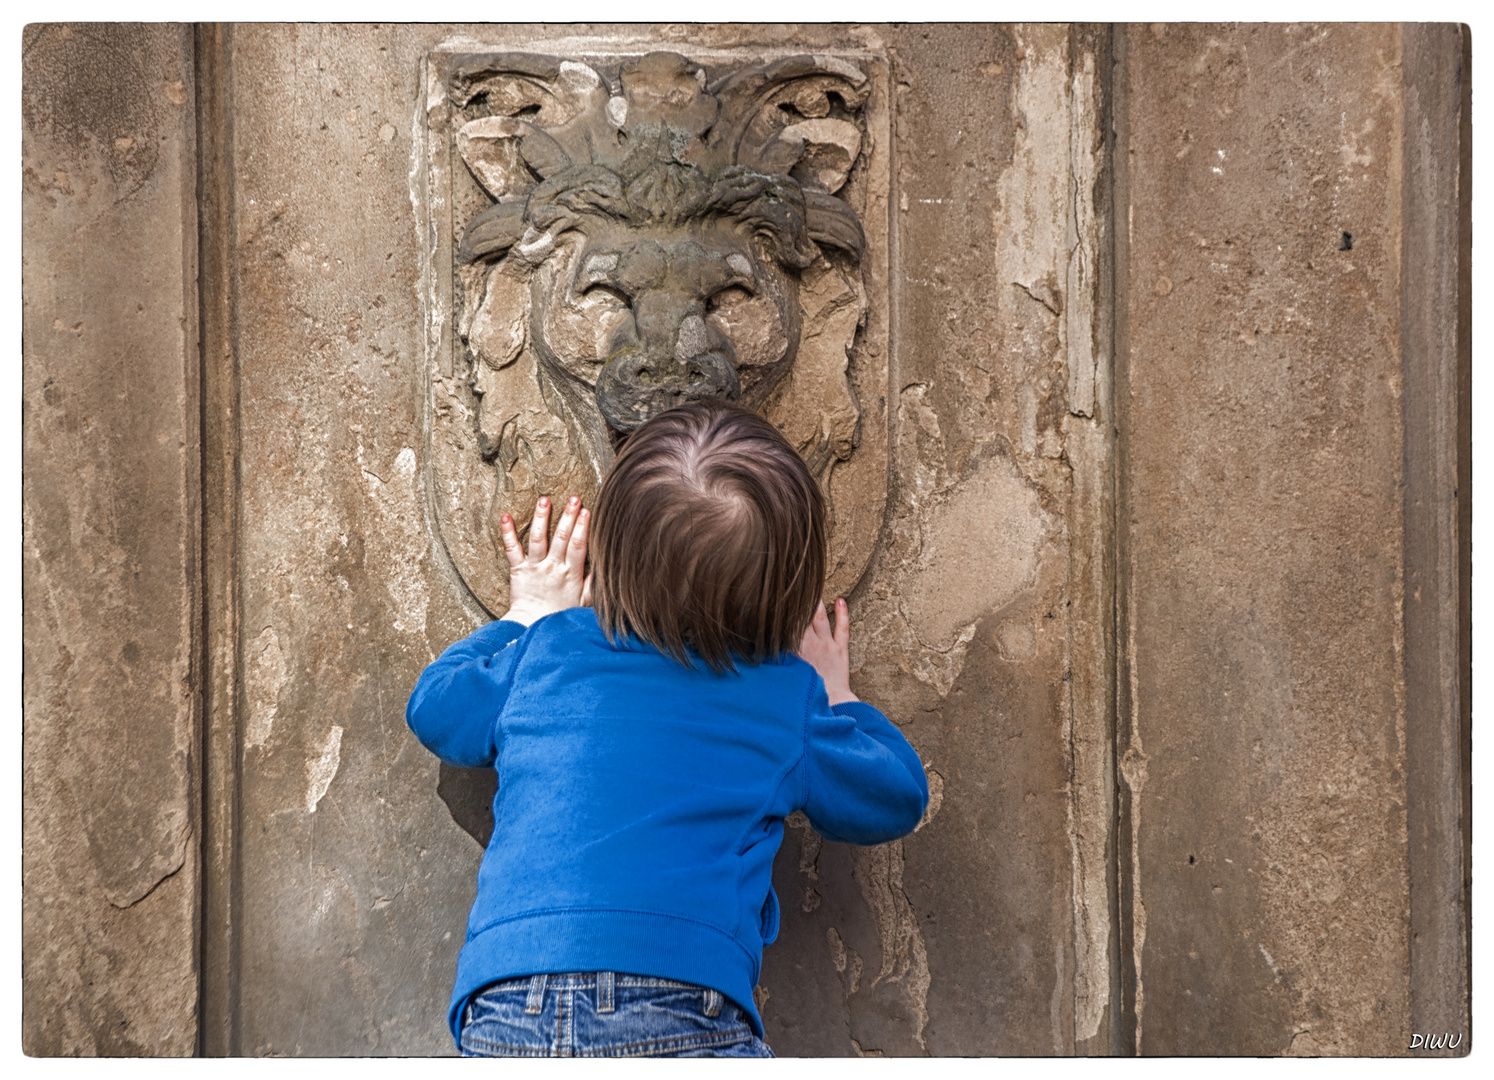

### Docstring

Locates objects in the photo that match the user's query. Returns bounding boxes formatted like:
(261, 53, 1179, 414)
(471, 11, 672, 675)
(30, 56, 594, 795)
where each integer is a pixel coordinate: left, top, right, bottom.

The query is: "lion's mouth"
(594, 347, 742, 434)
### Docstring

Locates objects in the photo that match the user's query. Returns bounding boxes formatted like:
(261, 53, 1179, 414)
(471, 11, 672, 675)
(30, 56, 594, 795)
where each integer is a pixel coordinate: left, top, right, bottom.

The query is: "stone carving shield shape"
(417, 45, 890, 616)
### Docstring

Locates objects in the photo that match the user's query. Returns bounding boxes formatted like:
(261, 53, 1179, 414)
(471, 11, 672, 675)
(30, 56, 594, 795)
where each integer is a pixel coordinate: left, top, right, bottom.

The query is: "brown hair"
(591, 400, 826, 673)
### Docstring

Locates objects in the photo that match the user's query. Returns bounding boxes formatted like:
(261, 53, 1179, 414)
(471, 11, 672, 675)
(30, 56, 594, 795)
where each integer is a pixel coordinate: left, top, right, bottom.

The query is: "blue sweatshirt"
(405, 606, 929, 1045)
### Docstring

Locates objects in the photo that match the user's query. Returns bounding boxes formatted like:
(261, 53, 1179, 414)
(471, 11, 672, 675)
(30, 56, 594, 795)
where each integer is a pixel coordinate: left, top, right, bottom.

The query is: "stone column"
(1114, 22, 1470, 1055)
(22, 23, 202, 1056)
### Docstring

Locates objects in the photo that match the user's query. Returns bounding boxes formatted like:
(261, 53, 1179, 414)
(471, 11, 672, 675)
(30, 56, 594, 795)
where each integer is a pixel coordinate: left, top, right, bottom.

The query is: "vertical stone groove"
(1454, 26, 1473, 1049)
(195, 21, 243, 1058)
(1106, 22, 1140, 1058)
(1061, 22, 1119, 1054)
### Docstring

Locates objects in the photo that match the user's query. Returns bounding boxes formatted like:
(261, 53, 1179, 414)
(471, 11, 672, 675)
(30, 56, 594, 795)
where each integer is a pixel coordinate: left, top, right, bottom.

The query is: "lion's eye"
(707, 285, 754, 313)
(582, 282, 631, 308)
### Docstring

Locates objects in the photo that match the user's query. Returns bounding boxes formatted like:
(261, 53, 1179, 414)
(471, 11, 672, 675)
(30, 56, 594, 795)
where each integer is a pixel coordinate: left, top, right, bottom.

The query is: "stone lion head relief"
(420, 47, 890, 616)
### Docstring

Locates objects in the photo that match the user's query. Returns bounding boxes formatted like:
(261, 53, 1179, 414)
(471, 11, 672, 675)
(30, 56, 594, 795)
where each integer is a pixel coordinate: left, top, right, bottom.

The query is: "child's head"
(591, 400, 826, 672)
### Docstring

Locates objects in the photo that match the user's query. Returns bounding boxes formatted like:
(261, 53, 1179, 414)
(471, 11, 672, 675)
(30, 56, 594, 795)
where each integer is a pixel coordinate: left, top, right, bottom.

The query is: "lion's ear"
(457, 117, 573, 201)
(711, 55, 870, 179)
(449, 53, 612, 192)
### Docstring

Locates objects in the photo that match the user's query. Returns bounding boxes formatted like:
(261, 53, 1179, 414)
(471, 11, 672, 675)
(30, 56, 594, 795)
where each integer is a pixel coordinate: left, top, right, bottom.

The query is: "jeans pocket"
(460, 985, 551, 1057)
(576, 985, 753, 1057)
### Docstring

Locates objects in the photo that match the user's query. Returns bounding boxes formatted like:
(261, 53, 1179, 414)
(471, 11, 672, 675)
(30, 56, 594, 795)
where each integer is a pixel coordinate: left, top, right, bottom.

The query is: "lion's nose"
(673, 315, 709, 366)
(595, 316, 741, 433)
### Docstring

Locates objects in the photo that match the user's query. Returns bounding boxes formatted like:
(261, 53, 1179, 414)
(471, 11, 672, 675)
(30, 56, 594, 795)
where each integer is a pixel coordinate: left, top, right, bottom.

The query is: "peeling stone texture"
(763, 24, 1100, 1055)
(1118, 23, 1433, 1055)
(22, 23, 200, 1056)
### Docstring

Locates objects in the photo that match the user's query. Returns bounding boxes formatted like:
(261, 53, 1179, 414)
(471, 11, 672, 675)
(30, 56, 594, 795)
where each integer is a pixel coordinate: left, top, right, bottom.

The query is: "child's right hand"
(799, 599, 858, 706)
(499, 495, 592, 627)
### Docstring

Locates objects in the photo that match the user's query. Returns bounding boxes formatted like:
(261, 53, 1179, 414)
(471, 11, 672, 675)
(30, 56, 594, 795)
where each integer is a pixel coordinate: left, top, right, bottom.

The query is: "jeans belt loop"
(596, 970, 615, 1014)
(704, 988, 723, 1017)
(524, 974, 548, 1015)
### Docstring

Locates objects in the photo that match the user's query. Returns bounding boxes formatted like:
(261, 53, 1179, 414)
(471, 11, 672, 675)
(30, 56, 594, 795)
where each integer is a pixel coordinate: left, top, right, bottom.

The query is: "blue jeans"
(459, 972, 775, 1057)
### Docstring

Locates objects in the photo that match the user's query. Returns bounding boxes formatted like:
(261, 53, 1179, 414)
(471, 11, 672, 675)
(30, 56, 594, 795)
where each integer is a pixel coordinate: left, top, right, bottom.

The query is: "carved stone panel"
(416, 45, 890, 616)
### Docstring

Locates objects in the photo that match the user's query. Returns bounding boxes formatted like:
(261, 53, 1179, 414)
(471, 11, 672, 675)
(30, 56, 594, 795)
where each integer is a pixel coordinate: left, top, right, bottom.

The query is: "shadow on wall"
(438, 764, 498, 848)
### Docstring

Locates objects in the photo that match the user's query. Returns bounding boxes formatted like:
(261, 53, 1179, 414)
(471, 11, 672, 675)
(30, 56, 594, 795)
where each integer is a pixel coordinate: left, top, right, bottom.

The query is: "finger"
(834, 598, 850, 646)
(527, 497, 551, 560)
(566, 507, 590, 572)
(812, 600, 830, 636)
(499, 513, 526, 569)
(580, 570, 593, 607)
(548, 495, 581, 561)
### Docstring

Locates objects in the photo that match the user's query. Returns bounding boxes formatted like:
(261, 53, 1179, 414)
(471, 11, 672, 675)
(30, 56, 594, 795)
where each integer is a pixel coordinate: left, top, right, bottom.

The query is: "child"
(406, 400, 929, 1057)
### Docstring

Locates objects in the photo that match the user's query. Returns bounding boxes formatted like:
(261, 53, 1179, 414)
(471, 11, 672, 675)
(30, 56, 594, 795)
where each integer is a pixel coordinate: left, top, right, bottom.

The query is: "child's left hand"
(499, 494, 592, 627)
(799, 598, 859, 706)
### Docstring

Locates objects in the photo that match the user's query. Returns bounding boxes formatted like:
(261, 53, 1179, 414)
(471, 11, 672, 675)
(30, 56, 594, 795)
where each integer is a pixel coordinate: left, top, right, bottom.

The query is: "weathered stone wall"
(21, 21, 1470, 1058)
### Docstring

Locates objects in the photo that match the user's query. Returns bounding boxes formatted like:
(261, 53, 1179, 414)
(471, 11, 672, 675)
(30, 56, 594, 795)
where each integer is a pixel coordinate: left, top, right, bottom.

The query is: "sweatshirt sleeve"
(406, 619, 529, 768)
(800, 681, 930, 846)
